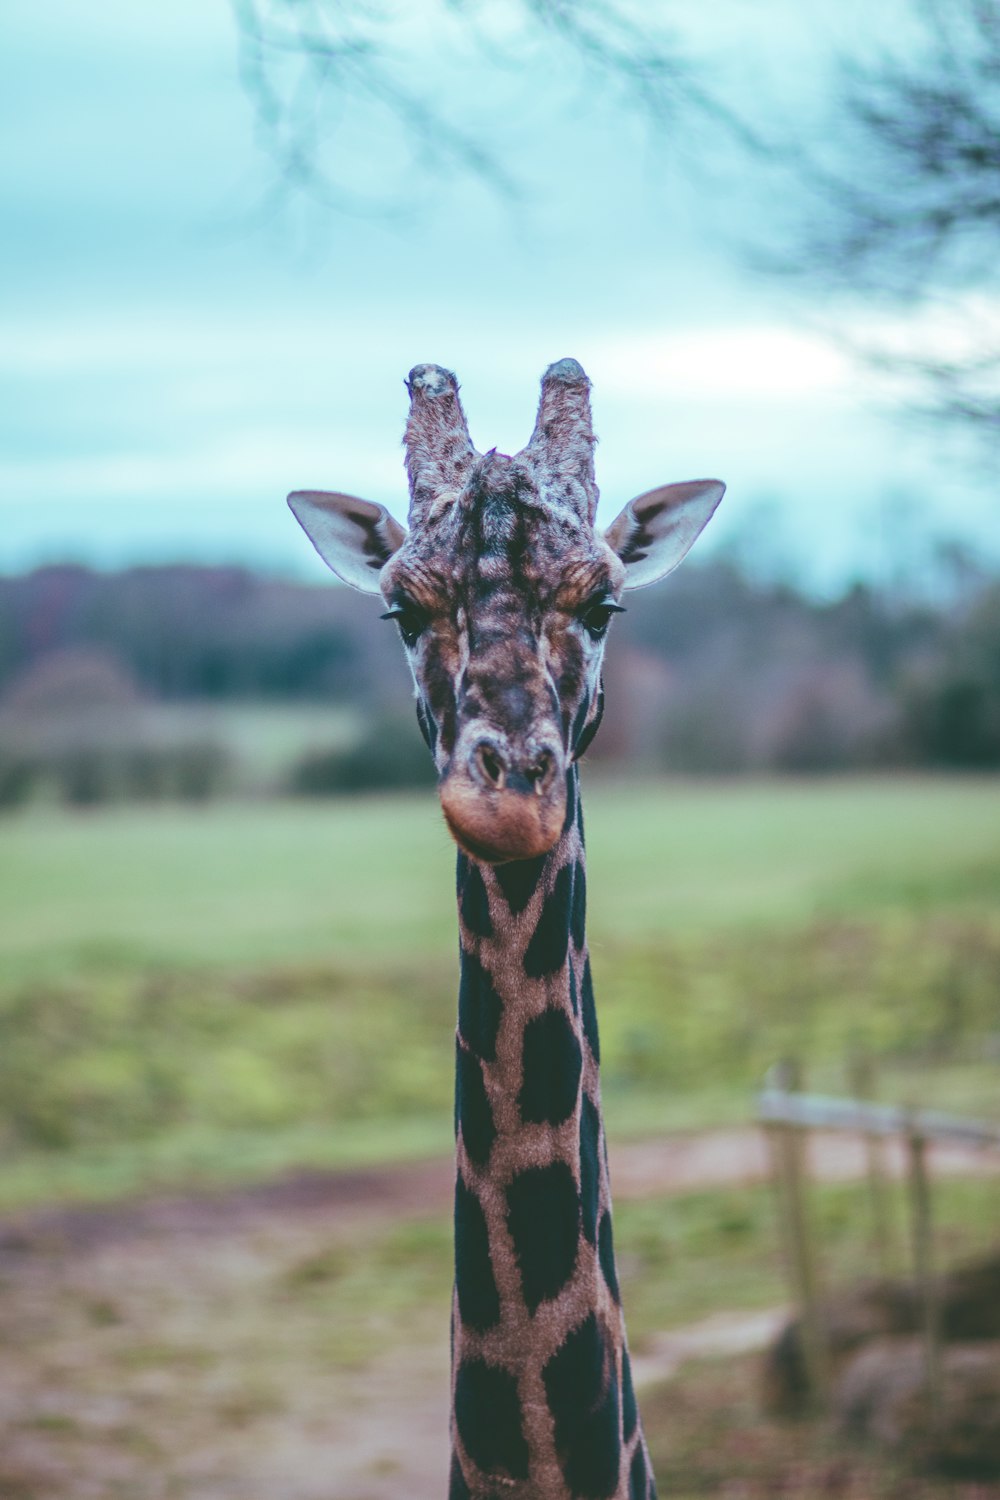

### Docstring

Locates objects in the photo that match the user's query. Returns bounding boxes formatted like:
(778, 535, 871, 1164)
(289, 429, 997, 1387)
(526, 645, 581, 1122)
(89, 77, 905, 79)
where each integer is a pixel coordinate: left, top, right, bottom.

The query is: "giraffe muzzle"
(470, 738, 557, 798)
(439, 734, 566, 864)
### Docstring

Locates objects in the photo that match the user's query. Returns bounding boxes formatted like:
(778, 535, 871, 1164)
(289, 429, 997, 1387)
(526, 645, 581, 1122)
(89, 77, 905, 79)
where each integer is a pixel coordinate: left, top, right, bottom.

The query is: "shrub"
(0, 751, 35, 810)
(289, 713, 434, 795)
(56, 748, 117, 805)
(44, 742, 234, 806)
(172, 742, 231, 800)
(902, 675, 1000, 768)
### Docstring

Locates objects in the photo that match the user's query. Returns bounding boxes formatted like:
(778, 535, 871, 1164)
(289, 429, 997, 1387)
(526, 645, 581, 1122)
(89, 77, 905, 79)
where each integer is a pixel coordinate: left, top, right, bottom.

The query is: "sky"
(2, 0, 996, 594)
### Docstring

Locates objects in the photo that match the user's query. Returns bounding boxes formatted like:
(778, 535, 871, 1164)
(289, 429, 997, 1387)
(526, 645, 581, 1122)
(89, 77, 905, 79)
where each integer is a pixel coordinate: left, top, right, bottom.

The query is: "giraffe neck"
(449, 766, 656, 1500)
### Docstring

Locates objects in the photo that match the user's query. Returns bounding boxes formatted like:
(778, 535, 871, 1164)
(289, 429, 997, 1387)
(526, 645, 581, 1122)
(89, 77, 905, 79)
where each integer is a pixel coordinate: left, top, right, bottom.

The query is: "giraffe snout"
(439, 731, 567, 864)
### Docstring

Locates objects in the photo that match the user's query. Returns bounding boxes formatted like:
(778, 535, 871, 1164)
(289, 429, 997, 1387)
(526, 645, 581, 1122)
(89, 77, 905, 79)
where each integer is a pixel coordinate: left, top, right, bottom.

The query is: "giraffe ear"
(288, 491, 408, 594)
(604, 479, 725, 590)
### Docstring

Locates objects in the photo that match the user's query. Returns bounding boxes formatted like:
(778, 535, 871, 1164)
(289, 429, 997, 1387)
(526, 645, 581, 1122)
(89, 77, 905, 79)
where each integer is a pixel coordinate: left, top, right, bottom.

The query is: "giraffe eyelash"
(578, 597, 625, 640)
(381, 601, 427, 647)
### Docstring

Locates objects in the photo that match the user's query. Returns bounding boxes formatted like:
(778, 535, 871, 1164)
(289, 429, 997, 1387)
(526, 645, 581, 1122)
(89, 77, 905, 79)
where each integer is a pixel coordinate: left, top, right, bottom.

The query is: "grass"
(1, 699, 363, 793)
(2, 1172, 996, 1498)
(2, 776, 997, 1496)
(84, 1175, 983, 1374)
(0, 795, 457, 978)
(0, 776, 998, 1208)
(155, 702, 362, 781)
(620, 1176, 1000, 1340)
(642, 1352, 1000, 1499)
(3, 776, 1000, 976)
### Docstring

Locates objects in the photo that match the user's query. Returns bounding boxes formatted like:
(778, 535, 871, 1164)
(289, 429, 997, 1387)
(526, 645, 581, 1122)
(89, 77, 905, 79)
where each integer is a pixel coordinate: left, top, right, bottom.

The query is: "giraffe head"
(290, 360, 723, 864)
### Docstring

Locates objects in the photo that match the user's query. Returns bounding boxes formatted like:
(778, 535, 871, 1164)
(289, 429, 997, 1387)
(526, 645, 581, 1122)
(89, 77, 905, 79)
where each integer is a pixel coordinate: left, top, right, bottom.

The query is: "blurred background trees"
(2, 549, 998, 807)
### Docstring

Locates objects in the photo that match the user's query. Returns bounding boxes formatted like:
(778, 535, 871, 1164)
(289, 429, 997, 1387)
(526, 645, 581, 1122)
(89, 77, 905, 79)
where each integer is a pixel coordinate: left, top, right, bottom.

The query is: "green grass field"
(2, 777, 999, 1498)
(1, 776, 998, 1207)
(4, 775, 1000, 975)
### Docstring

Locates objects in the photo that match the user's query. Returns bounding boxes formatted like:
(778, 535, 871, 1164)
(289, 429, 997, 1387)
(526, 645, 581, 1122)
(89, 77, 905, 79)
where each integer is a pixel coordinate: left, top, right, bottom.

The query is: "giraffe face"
(287, 359, 724, 865)
(379, 452, 625, 864)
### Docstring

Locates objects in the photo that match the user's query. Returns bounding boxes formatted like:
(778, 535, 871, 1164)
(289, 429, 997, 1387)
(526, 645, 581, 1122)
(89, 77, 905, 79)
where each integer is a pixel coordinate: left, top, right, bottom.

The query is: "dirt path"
(0, 1130, 995, 1500)
(1, 1125, 994, 1261)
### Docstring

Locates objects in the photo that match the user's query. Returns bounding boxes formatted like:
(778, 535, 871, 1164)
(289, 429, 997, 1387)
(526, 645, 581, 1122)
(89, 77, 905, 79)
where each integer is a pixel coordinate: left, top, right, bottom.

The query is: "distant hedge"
(289, 714, 435, 795)
(0, 741, 232, 810)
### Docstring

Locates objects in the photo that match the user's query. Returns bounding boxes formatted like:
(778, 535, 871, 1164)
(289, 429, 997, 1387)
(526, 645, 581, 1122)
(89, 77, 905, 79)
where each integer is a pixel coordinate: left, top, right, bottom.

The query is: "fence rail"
(758, 1089, 1000, 1151)
(757, 1061, 1000, 1420)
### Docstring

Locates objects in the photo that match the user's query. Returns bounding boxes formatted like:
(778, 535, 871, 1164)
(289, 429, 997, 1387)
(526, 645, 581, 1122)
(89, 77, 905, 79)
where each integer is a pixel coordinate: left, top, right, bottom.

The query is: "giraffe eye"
(381, 602, 426, 647)
(579, 598, 625, 640)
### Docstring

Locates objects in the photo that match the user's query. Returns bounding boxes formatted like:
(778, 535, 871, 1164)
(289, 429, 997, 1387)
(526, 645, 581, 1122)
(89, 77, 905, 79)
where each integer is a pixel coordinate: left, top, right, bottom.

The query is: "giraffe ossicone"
(289, 361, 724, 1499)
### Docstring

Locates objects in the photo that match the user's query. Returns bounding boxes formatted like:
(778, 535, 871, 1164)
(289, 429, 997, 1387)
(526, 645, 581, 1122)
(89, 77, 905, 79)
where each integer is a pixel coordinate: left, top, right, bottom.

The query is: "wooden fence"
(758, 1060, 1000, 1415)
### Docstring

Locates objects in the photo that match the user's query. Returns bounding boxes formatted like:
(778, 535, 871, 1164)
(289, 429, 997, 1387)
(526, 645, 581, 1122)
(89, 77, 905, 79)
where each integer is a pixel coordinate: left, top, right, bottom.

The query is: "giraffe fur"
(450, 772, 654, 1497)
(286, 358, 724, 1499)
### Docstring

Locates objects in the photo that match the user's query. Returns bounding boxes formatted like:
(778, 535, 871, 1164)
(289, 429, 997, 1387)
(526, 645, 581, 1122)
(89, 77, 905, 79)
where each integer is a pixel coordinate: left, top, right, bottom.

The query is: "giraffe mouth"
(439, 776, 566, 864)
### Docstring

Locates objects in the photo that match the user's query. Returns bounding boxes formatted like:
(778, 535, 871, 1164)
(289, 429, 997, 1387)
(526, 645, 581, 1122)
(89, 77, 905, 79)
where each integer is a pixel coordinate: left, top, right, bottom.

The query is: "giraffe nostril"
(468, 739, 561, 798)
(525, 750, 554, 795)
(472, 740, 507, 791)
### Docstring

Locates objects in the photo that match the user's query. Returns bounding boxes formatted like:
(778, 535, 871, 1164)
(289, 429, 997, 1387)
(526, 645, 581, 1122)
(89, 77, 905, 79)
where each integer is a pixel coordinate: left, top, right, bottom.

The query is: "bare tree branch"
(230, 0, 523, 217)
(228, 0, 758, 222)
(774, 0, 1000, 442)
(512, 0, 753, 143)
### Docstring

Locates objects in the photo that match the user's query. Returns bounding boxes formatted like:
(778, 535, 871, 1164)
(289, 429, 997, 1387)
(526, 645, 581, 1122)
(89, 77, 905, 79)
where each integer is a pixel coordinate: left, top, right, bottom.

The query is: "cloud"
(590, 325, 854, 401)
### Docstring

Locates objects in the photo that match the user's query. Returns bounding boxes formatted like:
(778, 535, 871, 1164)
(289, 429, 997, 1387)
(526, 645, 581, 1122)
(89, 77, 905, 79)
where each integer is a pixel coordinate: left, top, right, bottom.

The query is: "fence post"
(764, 1063, 797, 1302)
(906, 1118, 941, 1423)
(847, 1046, 893, 1276)
(766, 1058, 829, 1409)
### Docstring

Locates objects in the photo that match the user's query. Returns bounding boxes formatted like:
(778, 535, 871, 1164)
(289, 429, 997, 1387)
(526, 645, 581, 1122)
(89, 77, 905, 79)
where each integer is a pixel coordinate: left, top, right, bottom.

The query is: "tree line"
(0, 555, 998, 805)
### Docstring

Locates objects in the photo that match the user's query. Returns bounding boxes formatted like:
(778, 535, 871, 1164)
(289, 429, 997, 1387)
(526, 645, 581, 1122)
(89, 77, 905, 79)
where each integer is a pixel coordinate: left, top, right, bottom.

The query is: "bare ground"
(0, 1130, 995, 1500)
(3, 1127, 993, 1264)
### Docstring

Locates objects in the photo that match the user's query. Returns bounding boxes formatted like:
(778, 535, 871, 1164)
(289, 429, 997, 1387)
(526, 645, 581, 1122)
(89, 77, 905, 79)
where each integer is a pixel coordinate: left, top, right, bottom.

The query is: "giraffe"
(288, 359, 724, 1500)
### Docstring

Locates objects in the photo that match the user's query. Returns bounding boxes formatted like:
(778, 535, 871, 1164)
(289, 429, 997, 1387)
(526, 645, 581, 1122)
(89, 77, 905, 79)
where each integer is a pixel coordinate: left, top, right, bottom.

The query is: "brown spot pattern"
(388, 362, 656, 1495)
(450, 793, 656, 1497)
